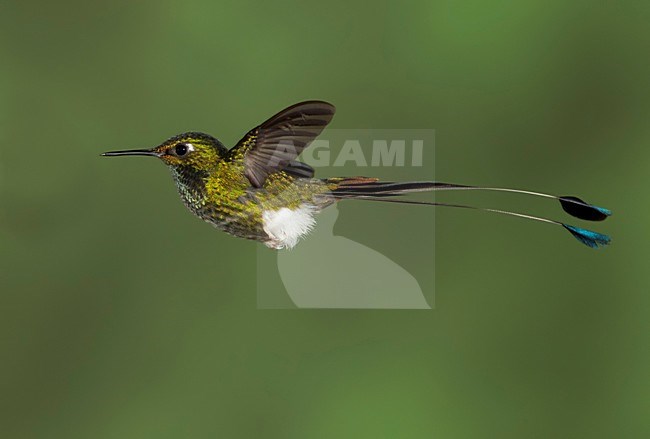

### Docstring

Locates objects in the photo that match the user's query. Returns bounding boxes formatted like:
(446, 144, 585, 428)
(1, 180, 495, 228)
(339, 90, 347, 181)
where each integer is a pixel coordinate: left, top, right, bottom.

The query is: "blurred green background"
(1, 0, 648, 437)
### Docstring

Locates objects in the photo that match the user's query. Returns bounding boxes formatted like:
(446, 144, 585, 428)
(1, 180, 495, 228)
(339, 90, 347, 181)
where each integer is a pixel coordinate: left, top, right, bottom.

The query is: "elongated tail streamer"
(331, 179, 612, 222)
(332, 194, 611, 249)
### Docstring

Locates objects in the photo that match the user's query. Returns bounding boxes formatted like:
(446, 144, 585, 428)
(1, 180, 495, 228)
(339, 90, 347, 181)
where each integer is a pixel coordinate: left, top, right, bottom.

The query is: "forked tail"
(327, 178, 612, 249)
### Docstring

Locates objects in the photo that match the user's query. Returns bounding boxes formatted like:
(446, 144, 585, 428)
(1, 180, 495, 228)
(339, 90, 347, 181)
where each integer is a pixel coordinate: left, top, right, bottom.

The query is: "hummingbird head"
(102, 132, 228, 172)
(102, 132, 229, 212)
(155, 132, 228, 171)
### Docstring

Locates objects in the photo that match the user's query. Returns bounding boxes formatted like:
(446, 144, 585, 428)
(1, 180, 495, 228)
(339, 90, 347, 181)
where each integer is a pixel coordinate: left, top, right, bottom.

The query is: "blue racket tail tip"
(562, 224, 612, 249)
(559, 196, 612, 221)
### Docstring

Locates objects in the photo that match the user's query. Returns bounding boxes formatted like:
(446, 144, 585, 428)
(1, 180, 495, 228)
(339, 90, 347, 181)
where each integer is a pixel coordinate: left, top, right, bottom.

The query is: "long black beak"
(101, 148, 160, 157)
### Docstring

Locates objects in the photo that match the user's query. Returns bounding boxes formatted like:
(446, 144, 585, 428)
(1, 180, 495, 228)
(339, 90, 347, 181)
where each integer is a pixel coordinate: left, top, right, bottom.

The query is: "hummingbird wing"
(228, 101, 336, 187)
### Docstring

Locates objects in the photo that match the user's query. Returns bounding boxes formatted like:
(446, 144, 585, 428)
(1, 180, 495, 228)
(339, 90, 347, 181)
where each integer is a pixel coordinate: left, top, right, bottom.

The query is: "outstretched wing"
(228, 101, 335, 187)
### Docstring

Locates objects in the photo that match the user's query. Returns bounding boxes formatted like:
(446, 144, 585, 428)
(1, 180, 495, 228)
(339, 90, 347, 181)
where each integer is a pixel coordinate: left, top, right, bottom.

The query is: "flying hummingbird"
(102, 101, 611, 249)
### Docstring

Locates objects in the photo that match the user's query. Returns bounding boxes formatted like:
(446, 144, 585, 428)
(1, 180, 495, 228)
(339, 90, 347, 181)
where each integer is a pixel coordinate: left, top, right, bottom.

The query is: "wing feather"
(228, 101, 335, 187)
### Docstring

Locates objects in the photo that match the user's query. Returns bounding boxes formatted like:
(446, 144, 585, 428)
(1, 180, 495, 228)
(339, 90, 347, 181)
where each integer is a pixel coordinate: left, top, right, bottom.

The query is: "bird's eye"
(173, 143, 193, 157)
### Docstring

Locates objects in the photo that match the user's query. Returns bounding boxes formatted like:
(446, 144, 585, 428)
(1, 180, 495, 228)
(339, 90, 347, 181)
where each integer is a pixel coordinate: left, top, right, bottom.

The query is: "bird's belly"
(261, 204, 318, 249)
(195, 203, 267, 242)
(194, 202, 317, 249)
(191, 182, 330, 247)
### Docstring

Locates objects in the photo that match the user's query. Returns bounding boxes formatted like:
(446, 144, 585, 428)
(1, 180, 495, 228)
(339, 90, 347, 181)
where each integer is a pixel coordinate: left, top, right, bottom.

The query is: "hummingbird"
(102, 101, 611, 249)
